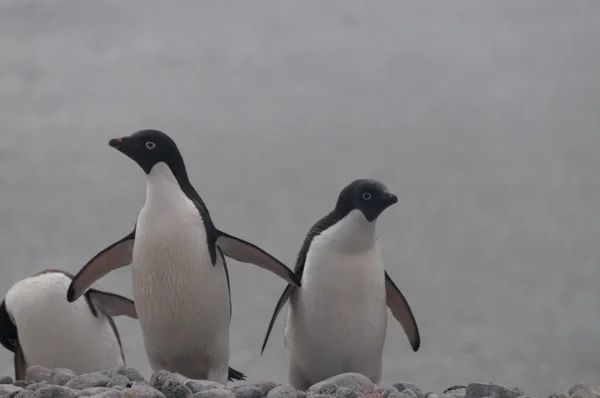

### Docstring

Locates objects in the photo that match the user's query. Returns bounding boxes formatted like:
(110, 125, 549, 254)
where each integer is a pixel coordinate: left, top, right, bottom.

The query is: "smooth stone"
(186, 381, 226, 394)
(308, 374, 374, 395)
(441, 387, 466, 398)
(24, 367, 51, 384)
(314, 385, 337, 395)
(66, 373, 110, 390)
(376, 389, 398, 398)
(107, 375, 131, 389)
(425, 394, 438, 398)
(14, 391, 36, 398)
(193, 390, 236, 398)
(12, 382, 28, 389)
(465, 383, 523, 398)
(76, 388, 113, 397)
(91, 391, 123, 398)
(254, 383, 278, 395)
(150, 371, 192, 398)
(25, 384, 48, 392)
(122, 381, 166, 398)
(0, 377, 13, 385)
(50, 369, 77, 387)
(393, 383, 423, 398)
(549, 394, 569, 398)
(267, 385, 301, 398)
(334, 387, 358, 398)
(36, 385, 77, 398)
(399, 391, 419, 398)
(115, 368, 144, 384)
(570, 383, 600, 398)
(0, 385, 22, 397)
(232, 386, 265, 398)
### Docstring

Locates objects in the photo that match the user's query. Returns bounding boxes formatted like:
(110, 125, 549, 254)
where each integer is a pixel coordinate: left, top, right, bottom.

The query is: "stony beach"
(0, 367, 597, 398)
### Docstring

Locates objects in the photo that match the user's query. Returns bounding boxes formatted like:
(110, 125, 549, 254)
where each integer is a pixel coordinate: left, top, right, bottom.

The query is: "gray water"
(1, 1, 600, 396)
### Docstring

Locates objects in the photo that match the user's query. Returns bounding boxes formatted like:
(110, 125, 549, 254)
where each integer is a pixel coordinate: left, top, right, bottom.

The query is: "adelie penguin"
(260, 179, 420, 390)
(66, 129, 301, 384)
(0, 269, 137, 380)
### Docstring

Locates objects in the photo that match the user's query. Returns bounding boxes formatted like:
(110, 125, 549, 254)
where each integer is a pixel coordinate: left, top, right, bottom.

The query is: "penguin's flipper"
(87, 289, 138, 319)
(67, 229, 136, 303)
(260, 283, 295, 355)
(385, 271, 420, 351)
(215, 232, 301, 287)
(14, 343, 26, 381)
(228, 367, 246, 381)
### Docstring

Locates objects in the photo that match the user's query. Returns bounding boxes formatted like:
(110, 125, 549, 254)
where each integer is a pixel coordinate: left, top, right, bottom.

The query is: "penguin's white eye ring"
(8, 338, 16, 346)
(145, 141, 156, 150)
(362, 192, 372, 201)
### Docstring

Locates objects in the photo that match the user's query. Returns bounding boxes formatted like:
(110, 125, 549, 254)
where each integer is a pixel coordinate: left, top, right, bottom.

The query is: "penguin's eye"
(145, 141, 156, 150)
(8, 338, 16, 347)
(362, 192, 372, 201)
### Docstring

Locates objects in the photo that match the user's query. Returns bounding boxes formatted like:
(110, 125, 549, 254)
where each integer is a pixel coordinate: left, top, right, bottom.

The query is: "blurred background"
(1, 0, 600, 396)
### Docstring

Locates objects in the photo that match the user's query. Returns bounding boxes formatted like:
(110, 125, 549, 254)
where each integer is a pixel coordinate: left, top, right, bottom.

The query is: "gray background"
(1, 1, 599, 396)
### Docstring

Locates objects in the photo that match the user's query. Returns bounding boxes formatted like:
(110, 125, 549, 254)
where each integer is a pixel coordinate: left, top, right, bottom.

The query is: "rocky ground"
(0, 367, 598, 398)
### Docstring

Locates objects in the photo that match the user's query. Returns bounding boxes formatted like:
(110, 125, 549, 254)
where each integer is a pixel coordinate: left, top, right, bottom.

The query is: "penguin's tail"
(228, 367, 246, 381)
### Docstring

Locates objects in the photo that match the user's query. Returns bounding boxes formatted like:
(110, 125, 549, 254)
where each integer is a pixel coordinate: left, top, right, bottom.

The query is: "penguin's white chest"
(286, 210, 387, 381)
(131, 164, 230, 362)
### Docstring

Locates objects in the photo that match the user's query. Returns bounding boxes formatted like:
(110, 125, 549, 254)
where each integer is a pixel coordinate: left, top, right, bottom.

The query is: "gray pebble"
(91, 391, 123, 398)
(393, 382, 423, 398)
(425, 394, 438, 398)
(569, 383, 600, 398)
(107, 375, 130, 389)
(50, 369, 77, 387)
(306, 394, 328, 398)
(122, 381, 166, 398)
(186, 381, 226, 394)
(115, 368, 144, 384)
(232, 386, 265, 398)
(440, 387, 466, 398)
(314, 385, 337, 395)
(76, 388, 113, 397)
(267, 385, 301, 398)
(254, 383, 278, 396)
(66, 373, 110, 390)
(12, 382, 28, 389)
(36, 385, 77, 398)
(549, 394, 569, 398)
(24, 367, 51, 384)
(334, 387, 357, 398)
(150, 371, 192, 398)
(25, 384, 49, 392)
(112, 387, 125, 392)
(14, 391, 36, 398)
(193, 390, 236, 398)
(99, 372, 114, 379)
(387, 393, 403, 398)
(465, 383, 523, 398)
(0, 385, 22, 398)
(0, 377, 13, 385)
(308, 374, 374, 395)
(376, 388, 399, 398)
(399, 390, 419, 398)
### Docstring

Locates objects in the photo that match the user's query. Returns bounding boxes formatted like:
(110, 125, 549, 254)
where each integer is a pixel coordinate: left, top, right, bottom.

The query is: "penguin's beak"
(380, 193, 398, 208)
(108, 137, 124, 149)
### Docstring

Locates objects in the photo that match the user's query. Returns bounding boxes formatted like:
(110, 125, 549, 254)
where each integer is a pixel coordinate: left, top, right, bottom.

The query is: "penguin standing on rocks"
(260, 179, 420, 390)
(66, 129, 301, 384)
(0, 269, 137, 380)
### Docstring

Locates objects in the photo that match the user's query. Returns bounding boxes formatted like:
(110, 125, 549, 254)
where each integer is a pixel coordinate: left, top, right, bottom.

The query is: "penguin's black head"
(109, 129, 185, 175)
(335, 179, 398, 222)
(0, 300, 18, 353)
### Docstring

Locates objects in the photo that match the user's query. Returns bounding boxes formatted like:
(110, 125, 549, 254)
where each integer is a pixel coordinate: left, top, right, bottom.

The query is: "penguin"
(66, 129, 301, 384)
(0, 269, 137, 380)
(260, 179, 420, 390)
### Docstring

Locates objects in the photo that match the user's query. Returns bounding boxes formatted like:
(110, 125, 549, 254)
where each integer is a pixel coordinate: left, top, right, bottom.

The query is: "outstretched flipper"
(87, 289, 138, 319)
(67, 230, 136, 303)
(216, 232, 301, 287)
(228, 367, 246, 381)
(260, 284, 295, 354)
(385, 271, 420, 351)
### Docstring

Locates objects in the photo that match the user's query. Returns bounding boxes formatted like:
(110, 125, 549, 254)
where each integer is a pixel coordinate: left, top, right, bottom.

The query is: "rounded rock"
(91, 391, 123, 398)
(107, 375, 131, 389)
(123, 381, 166, 398)
(14, 391, 36, 398)
(193, 390, 237, 398)
(308, 374, 374, 395)
(24, 366, 51, 383)
(569, 383, 600, 398)
(186, 381, 226, 394)
(549, 394, 569, 398)
(150, 371, 192, 398)
(76, 387, 114, 397)
(115, 368, 145, 384)
(232, 386, 265, 398)
(465, 383, 523, 398)
(393, 382, 423, 398)
(334, 387, 357, 398)
(376, 388, 398, 398)
(0, 384, 22, 396)
(66, 373, 110, 390)
(267, 385, 301, 398)
(25, 383, 49, 392)
(50, 369, 77, 386)
(36, 385, 77, 398)
(0, 376, 13, 385)
(253, 383, 278, 396)
(399, 390, 418, 398)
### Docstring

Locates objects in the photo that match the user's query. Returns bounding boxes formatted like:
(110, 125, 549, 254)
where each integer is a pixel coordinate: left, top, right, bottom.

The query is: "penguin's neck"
(144, 162, 192, 210)
(323, 209, 377, 253)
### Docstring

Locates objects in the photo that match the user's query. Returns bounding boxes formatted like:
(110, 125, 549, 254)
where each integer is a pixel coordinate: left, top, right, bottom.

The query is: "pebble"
(393, 382, 424, 398)
(107, 375, 131, 389)
(14, 391, 36, 398)
(12, 382, 28, 389)
(0, 385, 22, 397)
(93, 391, 123, 398)
(194, 389, 237, 398)
(254, 383, 278, 395)
(333, 387, 358, 398)
(25, 383, 49, 392)
(308, 373, 374, 395)
(186, 381, 227, 394)
(399, 390, 419, 398)
(0, 377, 13, 385)
(569, 383, 600, 398)
(76, 387, 114, 397)
(123, 382, 166, 398)
(465, 383, 523, 398)
(24, 366, 51, 383)
(50, 369, 77, 386)
(36, 385, 77, 398)
(65, 373, 110, 390)
(115, 368, 145, 384)
(232, 386, 265, 398)
(150, 371, 193, 398)
(549, 394, 569, 398)
(376, 388, 399, 398)
(267, 385, 301, 398)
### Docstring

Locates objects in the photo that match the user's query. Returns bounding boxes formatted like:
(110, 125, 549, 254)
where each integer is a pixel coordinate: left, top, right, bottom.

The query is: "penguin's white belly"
(286, 244, 387, 384)
(131, 208, 230, 377)
(5, 274, 124, 373)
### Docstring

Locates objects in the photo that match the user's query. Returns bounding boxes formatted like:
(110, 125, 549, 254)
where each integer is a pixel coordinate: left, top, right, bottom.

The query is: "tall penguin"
(260, 179, 420, 390)
(0, 269, 137, 380)
(66, 129, 301, 384)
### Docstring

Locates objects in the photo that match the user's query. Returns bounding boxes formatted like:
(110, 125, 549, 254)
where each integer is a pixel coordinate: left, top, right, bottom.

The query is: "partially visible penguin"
(260, 179, 420, 390)
(0, 269, 137, 380)
(66, 129, 301, 384)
